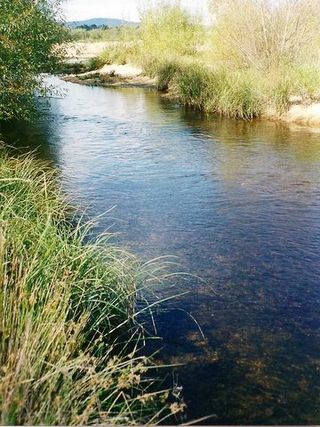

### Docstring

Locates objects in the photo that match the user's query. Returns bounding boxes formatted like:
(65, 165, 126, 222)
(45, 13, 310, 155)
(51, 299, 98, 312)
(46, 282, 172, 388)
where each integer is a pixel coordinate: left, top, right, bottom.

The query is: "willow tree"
(140, 3, 203, 58)
(210, 0, 320, 70)
(0, 0, 68, 120)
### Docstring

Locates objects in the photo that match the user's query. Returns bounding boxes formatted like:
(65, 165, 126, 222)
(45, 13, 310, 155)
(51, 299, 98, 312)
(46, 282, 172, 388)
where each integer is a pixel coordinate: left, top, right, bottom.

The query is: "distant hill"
(66, 18, 138, 29)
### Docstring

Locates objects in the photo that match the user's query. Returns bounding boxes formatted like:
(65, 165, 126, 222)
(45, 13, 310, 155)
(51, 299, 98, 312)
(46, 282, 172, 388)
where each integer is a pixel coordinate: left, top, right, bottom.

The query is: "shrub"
(0, 0, 68, 120)
(140, 3, 203, 59)
(209, 0, 320, 70)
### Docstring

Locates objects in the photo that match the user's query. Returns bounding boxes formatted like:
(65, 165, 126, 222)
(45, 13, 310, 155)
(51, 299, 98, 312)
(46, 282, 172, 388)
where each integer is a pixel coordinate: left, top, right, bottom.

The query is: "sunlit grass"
(0, 149, 183, 425)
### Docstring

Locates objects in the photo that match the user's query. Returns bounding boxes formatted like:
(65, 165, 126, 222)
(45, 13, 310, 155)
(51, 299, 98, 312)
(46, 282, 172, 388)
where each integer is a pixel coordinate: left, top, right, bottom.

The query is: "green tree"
(0, 0, 68, 120)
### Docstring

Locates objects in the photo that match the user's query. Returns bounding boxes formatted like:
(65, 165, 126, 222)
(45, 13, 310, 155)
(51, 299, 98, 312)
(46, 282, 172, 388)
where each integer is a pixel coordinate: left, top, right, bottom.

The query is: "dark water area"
(1, 77, 320, 424)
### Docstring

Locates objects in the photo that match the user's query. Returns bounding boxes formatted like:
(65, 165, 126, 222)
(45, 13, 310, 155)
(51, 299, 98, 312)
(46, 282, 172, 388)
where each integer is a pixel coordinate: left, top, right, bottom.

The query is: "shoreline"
(61, 62, 157, 89)
(61, 63, 320, 128)
(61, 73, 157, 89)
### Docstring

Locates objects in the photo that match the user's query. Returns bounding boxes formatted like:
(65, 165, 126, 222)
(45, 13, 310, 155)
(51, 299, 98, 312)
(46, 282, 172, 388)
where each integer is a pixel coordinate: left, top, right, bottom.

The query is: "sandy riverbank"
(62, 63, 157, 89)
(265, 103, 320, 127)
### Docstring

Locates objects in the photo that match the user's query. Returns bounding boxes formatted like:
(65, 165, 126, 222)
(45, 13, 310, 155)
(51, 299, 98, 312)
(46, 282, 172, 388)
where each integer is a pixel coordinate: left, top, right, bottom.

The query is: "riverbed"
(2, 77, 320, 424)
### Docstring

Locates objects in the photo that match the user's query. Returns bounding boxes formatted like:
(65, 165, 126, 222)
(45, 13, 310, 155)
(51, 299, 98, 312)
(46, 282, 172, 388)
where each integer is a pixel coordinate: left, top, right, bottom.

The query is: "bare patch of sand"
(79, 63, 144, 79)
(266, 103, 320, 127)
(99, 64, 143, 78)
(62, 63, 156, 89)
(282, 103, 320, 126)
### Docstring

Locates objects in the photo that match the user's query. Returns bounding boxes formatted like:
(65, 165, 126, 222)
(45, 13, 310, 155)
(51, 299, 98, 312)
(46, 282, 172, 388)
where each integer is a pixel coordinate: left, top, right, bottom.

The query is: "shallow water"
(2, 77, 320, 424)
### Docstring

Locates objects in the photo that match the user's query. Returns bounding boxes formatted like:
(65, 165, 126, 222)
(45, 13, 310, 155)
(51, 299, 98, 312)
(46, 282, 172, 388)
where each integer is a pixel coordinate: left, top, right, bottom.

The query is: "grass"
(0, 148, 183, 425)
(144, 59, 263, 119)
(267, 65, 320, 113)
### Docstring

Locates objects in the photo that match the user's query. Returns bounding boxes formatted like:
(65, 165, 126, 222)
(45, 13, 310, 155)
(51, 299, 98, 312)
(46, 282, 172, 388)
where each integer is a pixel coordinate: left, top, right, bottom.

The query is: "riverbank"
(265, 103, 320, 127)
(62, 63, 156, 89)
(0, 148, 177, 425)
(61, 59, 320, 127)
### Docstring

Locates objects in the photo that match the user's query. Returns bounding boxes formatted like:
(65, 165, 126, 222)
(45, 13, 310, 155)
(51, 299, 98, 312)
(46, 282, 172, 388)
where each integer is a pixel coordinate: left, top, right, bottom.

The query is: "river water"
(2, 77, 320, 424)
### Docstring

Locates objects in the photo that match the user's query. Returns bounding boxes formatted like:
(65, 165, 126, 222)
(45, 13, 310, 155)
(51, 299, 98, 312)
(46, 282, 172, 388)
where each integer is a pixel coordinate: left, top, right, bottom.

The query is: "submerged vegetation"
(83, 0, 320, 120)
(0, 149, 181, 425)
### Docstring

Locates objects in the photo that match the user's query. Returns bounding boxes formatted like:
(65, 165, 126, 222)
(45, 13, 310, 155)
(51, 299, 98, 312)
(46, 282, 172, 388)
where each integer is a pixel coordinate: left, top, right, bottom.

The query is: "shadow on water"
(1, 77, 320, 424)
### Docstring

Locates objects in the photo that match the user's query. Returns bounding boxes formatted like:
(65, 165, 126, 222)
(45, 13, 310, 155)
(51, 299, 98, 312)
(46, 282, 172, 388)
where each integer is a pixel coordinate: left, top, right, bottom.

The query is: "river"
(1, 77, 320, 424)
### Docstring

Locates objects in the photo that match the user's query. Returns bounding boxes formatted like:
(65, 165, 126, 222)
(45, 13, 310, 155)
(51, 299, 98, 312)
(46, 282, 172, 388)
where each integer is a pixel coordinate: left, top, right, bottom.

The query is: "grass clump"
(265, 65, 320, 114)
(170, 63, 263, 119)
(172, 63, 213, 110)
(156, 59, 184, 91)
(87, 55, 107, 71)
(216, 70, 264, 119)
(0, 149, 180, 425)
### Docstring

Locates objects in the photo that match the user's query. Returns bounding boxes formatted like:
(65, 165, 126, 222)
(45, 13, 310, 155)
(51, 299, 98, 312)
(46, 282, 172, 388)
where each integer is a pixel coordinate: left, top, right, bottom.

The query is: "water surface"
(2, 77, 320, 424)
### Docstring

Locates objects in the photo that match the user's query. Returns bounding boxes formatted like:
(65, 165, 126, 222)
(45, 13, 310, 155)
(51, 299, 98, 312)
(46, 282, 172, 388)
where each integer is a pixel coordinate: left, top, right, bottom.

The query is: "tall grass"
(150, 60, 263, 119)
(0, 149, 181, 425)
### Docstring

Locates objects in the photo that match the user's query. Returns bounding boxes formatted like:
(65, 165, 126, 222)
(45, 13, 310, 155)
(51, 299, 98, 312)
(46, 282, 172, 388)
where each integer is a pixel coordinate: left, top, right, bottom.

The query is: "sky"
(63, 0, 209, 22)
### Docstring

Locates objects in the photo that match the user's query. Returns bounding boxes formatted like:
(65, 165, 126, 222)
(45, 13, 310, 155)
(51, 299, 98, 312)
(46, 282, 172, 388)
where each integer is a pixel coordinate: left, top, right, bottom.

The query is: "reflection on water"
(1, 77, 320, 424)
